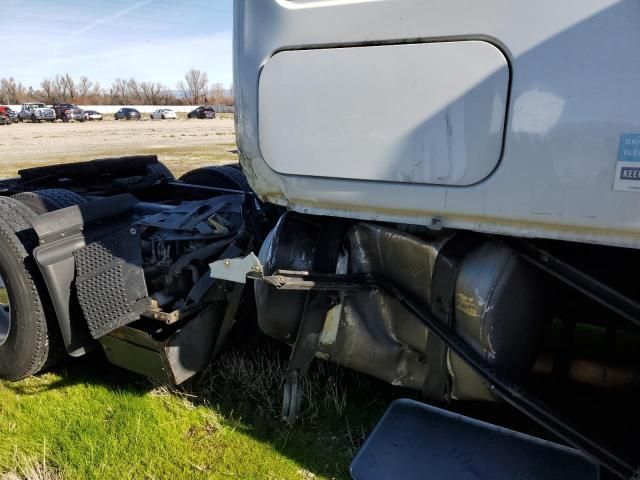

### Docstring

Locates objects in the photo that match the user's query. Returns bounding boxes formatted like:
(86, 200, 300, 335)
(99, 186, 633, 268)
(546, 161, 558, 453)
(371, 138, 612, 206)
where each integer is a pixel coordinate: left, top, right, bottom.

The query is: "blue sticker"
(618, 134, 640, 162)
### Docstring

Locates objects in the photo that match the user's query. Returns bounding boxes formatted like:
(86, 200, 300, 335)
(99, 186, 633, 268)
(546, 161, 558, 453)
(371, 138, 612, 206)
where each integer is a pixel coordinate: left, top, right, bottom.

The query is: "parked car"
(187, 106, 216, 119)
(83, 110, 103, 121)
(0, 110, 10, 126)
(114, 107, 141, 120)
(51, 103, 85, 122)
(18, 103, 56, 122)
(0, 106, 18, 123)
(150, 108, 177, 120)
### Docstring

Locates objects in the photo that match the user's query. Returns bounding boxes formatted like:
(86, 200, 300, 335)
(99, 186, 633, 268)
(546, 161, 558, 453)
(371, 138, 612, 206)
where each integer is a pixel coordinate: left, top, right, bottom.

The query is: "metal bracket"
(282, 370, 302, 425)
(209, 252, 262, 284)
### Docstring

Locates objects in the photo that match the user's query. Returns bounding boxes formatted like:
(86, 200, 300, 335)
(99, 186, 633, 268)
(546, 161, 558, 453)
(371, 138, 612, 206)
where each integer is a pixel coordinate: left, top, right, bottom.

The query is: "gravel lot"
(0, 117, 237, 178)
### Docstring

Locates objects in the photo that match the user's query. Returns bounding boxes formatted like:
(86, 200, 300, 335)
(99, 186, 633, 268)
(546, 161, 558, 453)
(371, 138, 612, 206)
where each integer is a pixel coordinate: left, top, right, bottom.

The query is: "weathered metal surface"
(100, 304, 221, 385)
(253, 221, 548, 397)
(235, 0, 640, 249)
(210, 252, 262, 284)
(351, 399, 599, 480)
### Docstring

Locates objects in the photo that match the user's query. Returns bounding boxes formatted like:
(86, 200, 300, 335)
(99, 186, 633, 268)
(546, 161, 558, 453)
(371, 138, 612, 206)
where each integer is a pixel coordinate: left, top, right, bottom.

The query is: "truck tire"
(12, 189, 87, 215)
(179, 165, 250, 192)
(146, 163, 175, 182)
(0, 198, 52, 380)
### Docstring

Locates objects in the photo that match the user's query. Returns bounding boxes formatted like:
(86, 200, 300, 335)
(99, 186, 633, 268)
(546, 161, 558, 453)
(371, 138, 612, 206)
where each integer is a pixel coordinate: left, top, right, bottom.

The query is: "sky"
(0, 0, 234, 89)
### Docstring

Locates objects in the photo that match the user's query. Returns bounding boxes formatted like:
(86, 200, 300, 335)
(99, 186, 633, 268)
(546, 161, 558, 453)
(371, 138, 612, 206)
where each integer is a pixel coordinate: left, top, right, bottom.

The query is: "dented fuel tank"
(255, 214, 550, 400)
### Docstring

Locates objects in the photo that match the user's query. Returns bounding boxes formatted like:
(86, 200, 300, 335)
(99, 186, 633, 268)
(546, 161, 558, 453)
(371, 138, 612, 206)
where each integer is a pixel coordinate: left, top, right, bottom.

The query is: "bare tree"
(209, 82, 225, 104)
(78, 76, 93, 102)
(59, 73, 77, 100)
(127, 78, 142, 103)
(0, 77, 27, 104)
(140, 81, 166, 104)
(52, 75, 66, 101)
(110, 78, 129, 104)
(7, 73, 198, 106)
(177, 68, 208, 105)
(90, 81, 103, 103)
(40, 78, 57, 103)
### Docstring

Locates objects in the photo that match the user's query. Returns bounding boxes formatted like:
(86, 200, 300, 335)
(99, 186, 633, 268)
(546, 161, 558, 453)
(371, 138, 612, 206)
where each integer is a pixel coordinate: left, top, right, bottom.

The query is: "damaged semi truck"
(1, 0, 639, 478)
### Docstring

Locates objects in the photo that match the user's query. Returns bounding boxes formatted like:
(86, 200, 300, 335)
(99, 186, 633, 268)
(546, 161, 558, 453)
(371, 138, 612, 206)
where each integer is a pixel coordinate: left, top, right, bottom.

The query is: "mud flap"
(74, 226, 150, 339)
(350, 399, 599, 480)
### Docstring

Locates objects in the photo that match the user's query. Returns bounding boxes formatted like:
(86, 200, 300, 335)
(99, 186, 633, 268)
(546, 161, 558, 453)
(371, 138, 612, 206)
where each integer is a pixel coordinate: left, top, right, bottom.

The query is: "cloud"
(44, 30, 233, 87)
(53, 0, 157, 56)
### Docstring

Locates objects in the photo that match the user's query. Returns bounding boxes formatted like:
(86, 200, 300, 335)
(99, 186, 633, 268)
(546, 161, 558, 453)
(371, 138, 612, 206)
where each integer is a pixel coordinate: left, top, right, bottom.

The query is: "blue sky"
(0, 0, 233, 89)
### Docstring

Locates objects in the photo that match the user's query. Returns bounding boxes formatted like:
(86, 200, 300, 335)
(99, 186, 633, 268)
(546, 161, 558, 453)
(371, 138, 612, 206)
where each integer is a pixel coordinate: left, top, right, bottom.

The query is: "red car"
(0, 107, 11, 126)
(0, 106, 17, 123)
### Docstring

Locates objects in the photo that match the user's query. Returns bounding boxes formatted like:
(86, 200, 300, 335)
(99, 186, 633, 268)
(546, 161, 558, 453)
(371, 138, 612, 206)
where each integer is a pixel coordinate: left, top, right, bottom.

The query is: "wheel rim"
(0, 274, 11, 346)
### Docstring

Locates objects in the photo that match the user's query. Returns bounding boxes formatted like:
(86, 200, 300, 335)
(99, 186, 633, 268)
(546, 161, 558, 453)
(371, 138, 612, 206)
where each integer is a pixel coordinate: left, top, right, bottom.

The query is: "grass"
(0, 144, 240, 180)
(0, 342, 394, 480)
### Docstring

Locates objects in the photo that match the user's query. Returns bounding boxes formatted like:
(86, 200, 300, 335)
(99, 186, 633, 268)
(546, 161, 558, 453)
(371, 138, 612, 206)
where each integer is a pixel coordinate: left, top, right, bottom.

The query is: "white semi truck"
(0, 1, 638, 477)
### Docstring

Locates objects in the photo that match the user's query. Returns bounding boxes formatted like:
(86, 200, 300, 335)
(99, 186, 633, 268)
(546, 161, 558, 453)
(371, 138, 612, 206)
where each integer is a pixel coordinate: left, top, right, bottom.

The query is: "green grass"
(0, 344, 393, 480)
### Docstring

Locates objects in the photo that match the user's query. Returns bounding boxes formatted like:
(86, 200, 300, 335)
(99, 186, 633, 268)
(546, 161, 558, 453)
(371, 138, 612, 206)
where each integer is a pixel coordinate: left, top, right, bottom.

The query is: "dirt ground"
(0, 116, 237, 178)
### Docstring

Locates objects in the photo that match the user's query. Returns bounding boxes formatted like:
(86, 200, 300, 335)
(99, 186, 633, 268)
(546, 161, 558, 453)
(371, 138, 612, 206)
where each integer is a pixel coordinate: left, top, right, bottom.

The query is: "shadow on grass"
(3, 338, 417, 479)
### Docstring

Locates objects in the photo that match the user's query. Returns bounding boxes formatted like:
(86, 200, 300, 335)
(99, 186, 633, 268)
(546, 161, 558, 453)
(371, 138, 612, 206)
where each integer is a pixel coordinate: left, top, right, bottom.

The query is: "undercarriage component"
(179, 164, 251, 192)
(12, 189, 87, 214)
(255, 215, 549, 399)
(17, 155, 159, 184)
(100, 303, 223, 385)
(31, 194, 140, 355)
(146, 163, 175, 182)
(0, 157, 258, 384)
(74, 226, 150, 339)
(252, 268, 637, 479)
(351, 399, 599, 480)
(505, 239, 640, 330)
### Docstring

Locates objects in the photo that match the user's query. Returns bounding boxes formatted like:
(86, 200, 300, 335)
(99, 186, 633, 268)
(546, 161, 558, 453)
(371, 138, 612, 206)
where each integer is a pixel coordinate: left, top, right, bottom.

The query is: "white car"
(150, 109, 177, 120)
(83, 110, 103, 121)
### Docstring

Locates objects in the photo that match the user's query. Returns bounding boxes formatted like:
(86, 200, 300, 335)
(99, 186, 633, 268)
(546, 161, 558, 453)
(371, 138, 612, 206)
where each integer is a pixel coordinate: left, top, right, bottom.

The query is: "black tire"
(0, 198, 52, 380)
(146, 163, 175, 182)
(126, 114, 131, 120)
(179, 164, 251, 191)
(31, 115, 37, 123)
(12, 189, 87, 215)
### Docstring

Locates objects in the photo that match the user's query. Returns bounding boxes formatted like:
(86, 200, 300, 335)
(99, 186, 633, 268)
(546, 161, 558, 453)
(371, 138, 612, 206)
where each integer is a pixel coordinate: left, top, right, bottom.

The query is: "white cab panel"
(235, 0, 640, 248)
(259, 42, 509, 185)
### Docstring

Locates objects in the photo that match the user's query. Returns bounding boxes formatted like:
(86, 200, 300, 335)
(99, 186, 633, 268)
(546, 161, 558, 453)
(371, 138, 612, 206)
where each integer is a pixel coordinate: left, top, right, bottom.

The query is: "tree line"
(0, 69, 233, 106)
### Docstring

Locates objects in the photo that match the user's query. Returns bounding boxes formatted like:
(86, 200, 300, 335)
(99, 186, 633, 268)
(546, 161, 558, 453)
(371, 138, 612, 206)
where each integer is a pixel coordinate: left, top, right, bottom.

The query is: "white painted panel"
(258, 42, 509, 185)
